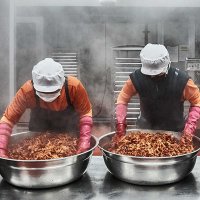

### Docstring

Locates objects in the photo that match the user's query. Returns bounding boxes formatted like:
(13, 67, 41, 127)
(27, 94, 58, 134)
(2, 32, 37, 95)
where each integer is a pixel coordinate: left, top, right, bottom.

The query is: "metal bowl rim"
(1, 133, 99, 162)
(98, 129, 200, 160)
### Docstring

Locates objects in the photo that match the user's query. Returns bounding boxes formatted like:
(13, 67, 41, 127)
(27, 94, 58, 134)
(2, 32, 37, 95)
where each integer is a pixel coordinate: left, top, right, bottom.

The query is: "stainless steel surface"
(0, 156, 200, 200)
(98, 129, 200, 185)
(0, 131, 98, 189)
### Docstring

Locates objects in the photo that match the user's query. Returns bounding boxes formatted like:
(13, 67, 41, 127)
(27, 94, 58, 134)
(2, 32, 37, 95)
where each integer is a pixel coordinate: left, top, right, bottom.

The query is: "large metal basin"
(98, 129, 200, 185)
(0, 131, 98, 188)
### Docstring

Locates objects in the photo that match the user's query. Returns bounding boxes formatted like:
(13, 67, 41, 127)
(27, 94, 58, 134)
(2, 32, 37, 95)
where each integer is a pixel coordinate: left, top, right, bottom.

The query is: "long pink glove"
(0, 123, 12, 158)
(77, 116, 93, 154)
(115, 104, 127, 137)
(183, 106, 200, 136)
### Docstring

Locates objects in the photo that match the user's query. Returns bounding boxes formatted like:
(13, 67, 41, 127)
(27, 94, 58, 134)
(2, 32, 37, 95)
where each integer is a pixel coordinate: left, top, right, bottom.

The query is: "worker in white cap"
(115, 43, 200, 137)
(0, 58, 93, 158)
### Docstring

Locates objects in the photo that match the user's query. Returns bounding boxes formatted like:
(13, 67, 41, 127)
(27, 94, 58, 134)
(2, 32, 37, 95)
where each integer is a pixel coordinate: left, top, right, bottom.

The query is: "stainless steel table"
(0, 156, 200, 200)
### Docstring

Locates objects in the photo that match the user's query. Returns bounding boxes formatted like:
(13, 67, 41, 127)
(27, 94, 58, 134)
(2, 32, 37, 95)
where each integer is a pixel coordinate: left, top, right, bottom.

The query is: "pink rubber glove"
(77, 116, 92, 154)
(183, 106, 200, 136)
(0, 123, 12, 158)
(115, 104, 127, 137)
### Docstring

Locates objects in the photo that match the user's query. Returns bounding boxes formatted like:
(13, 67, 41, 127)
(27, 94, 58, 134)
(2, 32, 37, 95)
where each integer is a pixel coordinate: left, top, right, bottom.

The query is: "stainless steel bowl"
(98, 129, 200, 185)
(0, 131, 98, 188)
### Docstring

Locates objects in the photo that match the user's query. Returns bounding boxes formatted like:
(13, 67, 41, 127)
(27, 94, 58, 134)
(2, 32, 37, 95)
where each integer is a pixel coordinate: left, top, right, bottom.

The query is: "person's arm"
(0, 81, 33, 157)
(182, 79, 200, 135)
(0, 123, 12, 158)
(115, 79, 137, 137)
(72, 80, 92, 153)
(77, 116, 92, 154)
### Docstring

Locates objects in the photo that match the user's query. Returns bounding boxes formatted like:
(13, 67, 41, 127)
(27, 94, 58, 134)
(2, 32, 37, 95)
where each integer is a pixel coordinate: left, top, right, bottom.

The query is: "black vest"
(129, 67, 189, 131)
(29, 77, 79, 134)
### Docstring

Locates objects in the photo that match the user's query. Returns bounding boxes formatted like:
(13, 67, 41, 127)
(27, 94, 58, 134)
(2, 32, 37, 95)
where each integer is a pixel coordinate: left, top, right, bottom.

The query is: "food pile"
(108, 131, 194, 157)
(8, 132, 78, 160)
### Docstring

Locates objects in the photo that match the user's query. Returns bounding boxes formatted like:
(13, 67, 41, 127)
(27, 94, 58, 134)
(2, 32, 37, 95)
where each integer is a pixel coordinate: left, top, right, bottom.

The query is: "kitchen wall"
(0, 0, 10, 115)
(1, 4, 200, 134)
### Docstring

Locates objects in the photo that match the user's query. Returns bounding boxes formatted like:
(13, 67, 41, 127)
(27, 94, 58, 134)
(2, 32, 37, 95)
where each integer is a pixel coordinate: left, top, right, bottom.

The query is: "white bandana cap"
(140, 43, 171, 76)
(32, 58, 65, 92)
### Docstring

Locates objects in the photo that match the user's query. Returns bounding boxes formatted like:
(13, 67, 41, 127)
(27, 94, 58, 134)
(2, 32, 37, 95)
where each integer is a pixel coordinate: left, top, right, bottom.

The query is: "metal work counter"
(0, 156, 200, 200)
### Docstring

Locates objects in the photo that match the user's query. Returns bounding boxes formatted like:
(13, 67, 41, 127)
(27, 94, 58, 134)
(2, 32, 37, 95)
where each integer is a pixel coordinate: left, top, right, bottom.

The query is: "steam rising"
(0, 2, 200, 123)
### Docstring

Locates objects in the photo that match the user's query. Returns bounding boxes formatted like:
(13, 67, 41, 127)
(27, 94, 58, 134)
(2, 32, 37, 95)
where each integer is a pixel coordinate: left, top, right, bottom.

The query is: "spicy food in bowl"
(8, 132, 78, 160)
(0, 131, 98, 188)
(109, 131, 194, 157)
(98, 129, 200, 185)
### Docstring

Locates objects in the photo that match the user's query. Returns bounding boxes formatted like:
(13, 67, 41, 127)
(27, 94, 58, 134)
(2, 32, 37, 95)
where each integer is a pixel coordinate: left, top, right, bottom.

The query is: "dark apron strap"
(31, 80, 40, 106)
(64, 77, 72, 106)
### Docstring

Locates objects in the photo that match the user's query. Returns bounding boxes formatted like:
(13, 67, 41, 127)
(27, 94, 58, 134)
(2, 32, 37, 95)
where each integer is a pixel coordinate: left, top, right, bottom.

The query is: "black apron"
(129, 67, 189, 132)
(29, 77, 79, 134)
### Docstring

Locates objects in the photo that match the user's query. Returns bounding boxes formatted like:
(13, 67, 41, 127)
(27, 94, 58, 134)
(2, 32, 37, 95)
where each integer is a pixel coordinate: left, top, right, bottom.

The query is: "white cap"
(140, 43, 171, 76)
(32, 58, 65, 92)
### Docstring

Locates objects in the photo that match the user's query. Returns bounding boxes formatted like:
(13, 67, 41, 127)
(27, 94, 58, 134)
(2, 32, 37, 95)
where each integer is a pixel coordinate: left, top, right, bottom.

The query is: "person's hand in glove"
(115, 104, 127, 137)
(183, 106, 200, 136)
(77, 116, 93, 154)
(0, 123, 12, 158)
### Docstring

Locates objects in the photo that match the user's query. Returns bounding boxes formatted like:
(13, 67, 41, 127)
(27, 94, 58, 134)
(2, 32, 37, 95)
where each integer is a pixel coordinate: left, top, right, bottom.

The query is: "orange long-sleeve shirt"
(1, 76, 92, 127)
(117, 78, 200, 106)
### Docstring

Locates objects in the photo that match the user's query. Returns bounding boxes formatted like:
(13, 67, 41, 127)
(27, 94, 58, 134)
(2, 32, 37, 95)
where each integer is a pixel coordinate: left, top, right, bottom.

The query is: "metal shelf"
(51, 50, 79, 78)
(112, 45, 143, 129)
